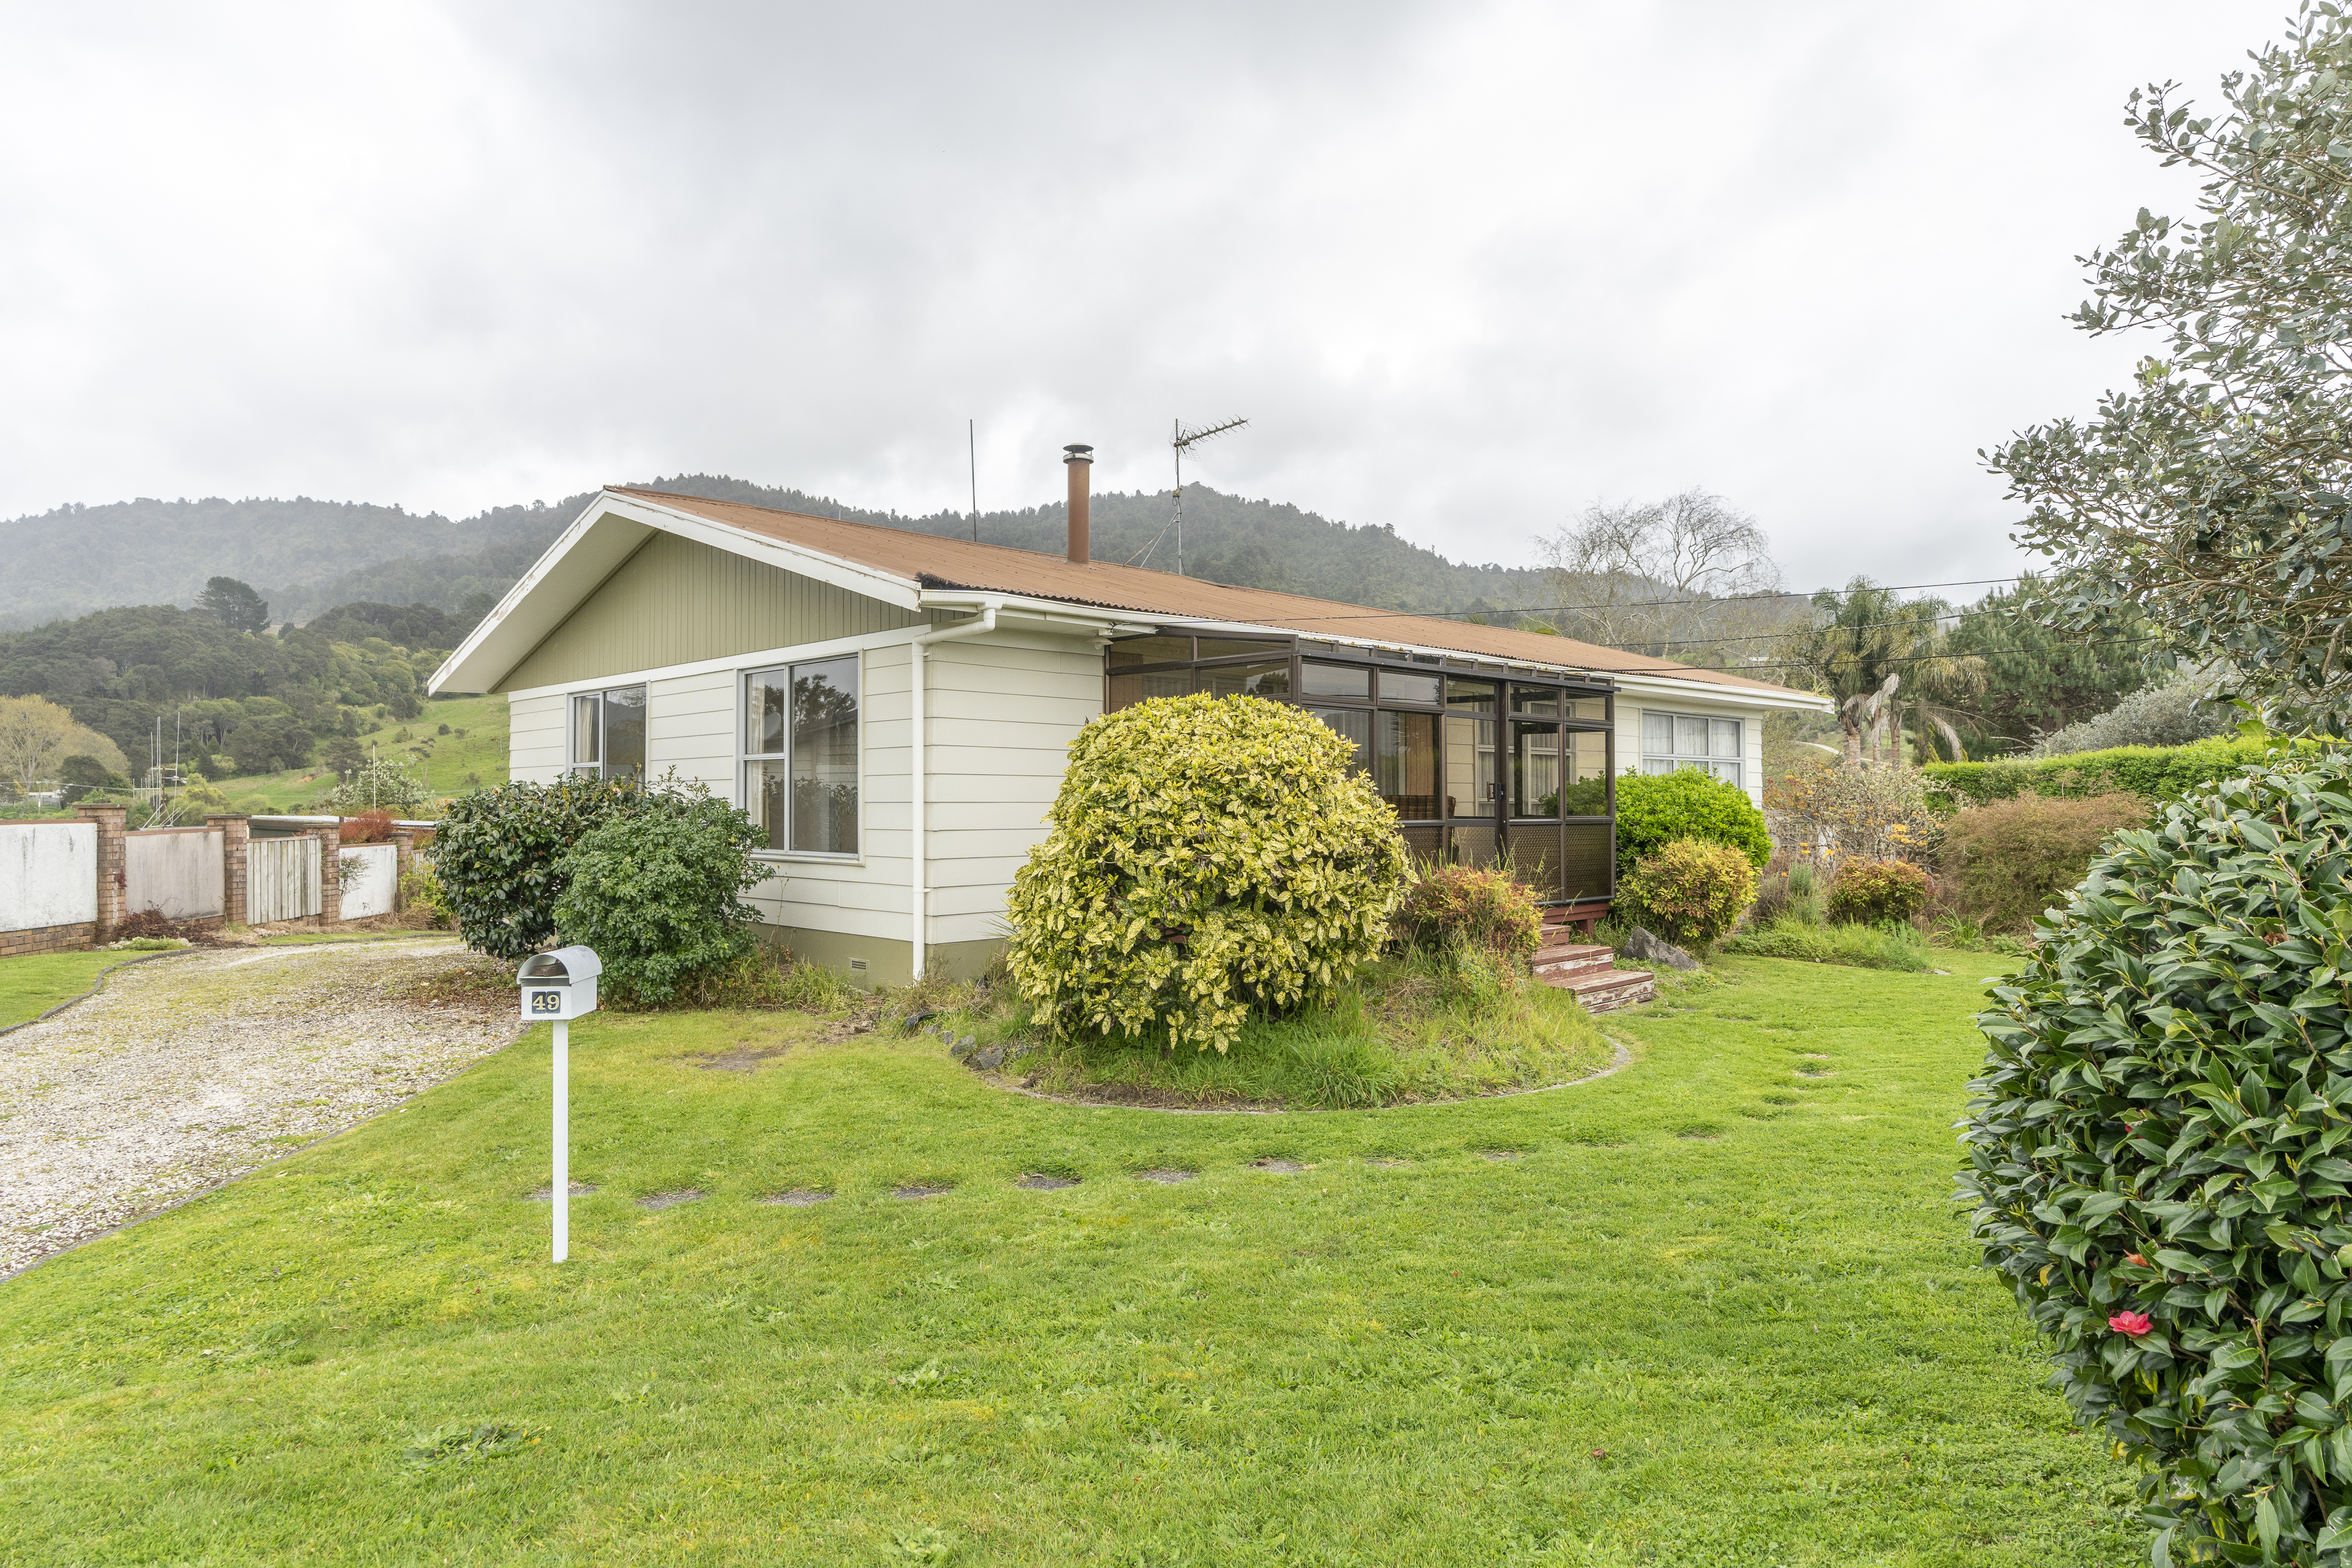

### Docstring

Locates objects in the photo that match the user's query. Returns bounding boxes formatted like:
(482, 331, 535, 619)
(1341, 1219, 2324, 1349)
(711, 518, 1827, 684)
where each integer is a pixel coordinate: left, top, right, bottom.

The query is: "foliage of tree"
(0, 696, 91, 794)
(319, 758, 431, 813)
(1614, 839, 1758, 948)
(1990, 9, 2352, 732)
(1611, 768, 1771, 876)
(552, 780, 769, 1005)
(1005, 694, 1409, 1055)
(427, 776, 642, 962)
(2034, 666, 2239, 756)
(304, 601, 480, 649)
(1536, 489, 1796, 666)
(1959, 755, 2352, 1562)
(1945, 576, 2156, 754)
(195, 576, 270, 634)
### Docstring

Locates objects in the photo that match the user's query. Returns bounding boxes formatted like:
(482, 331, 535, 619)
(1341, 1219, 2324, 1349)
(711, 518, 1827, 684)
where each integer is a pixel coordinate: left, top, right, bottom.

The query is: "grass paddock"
(0, 955, 2144, 1564)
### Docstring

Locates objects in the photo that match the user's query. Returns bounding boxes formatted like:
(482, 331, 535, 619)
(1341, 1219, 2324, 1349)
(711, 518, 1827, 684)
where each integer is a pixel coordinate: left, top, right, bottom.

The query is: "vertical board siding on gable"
(924, 631, 1100, 948)
(497, 527, 927, 693)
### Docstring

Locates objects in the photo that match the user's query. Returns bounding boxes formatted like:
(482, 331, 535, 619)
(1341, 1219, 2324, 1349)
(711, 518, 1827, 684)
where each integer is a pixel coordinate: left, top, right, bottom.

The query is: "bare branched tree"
(1539, 489, 1792, 664)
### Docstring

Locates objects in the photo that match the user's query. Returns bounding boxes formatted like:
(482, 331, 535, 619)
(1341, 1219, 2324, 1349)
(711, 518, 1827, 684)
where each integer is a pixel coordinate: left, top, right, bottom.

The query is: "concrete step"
(1543, 965, 1655, 1014)
(1532, 943, 1616, 981)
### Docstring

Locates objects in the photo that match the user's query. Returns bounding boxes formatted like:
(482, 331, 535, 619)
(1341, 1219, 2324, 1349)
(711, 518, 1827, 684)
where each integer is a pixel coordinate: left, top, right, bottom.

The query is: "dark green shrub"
(1615, 838, 1757, 948)
(430, 776, 640, 961)
(1392, 864, 1542, 961)
(1959, 753, 2352, 1564)
(552, 780, 767, 1005)
(1005, 693, 1408, 1054)
(1940, 791, 2146, 934)
(1825, 858, 1930, 925)
(1613, 768, 1770, 875)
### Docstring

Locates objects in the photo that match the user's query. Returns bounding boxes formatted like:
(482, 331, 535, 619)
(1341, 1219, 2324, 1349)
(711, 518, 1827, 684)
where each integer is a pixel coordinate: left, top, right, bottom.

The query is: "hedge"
(1924, 736, 2324, 810)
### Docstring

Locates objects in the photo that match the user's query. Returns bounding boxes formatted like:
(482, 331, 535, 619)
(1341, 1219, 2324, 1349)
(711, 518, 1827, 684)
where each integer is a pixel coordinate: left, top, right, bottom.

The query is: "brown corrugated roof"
(613, 486, 1816, 699)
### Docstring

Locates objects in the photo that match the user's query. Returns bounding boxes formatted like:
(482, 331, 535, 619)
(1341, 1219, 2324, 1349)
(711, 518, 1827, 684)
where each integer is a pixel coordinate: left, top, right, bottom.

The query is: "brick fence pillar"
(314, 825, 343, 925)
(390, 828, 415, 911)
(208, 813, 250, 925)
(76, 801, 127, 938)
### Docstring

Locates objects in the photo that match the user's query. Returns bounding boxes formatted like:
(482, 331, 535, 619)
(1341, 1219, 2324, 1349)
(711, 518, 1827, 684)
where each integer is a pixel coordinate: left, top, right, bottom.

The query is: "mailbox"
(519, 946, 602, 1021)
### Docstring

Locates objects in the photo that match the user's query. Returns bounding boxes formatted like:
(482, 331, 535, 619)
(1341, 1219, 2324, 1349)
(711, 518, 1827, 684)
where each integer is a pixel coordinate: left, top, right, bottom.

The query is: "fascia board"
(430, 496, 653, 694)
(1611, 670, 1834, 713)
(613, 494, 923, 611)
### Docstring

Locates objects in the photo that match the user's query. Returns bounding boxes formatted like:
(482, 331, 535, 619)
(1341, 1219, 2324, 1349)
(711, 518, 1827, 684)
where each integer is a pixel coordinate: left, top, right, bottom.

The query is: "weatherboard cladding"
(497, 527, 928, 692)
(606, 487, 1811, 700)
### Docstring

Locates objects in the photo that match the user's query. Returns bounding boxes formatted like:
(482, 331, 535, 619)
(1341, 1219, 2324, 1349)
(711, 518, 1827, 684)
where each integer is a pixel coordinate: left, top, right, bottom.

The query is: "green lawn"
(0, 950, 157, 1030)
(0, 955, 2146, 1565)
(207, 691, 509, 811)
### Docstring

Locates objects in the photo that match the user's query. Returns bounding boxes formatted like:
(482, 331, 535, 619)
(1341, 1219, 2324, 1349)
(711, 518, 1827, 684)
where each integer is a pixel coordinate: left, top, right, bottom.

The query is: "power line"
(1595, 634, 2160, 681)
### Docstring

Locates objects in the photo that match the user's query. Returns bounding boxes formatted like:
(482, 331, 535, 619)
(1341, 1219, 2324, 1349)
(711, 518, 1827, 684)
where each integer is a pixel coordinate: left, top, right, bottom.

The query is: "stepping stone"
(759, 1190, 833, 1206)
(1135, 1168, 1196, 1184)
(1476, 1150, 1525, 1162)
(1364, 1158, 1410, 1168)
(636, 1189, 701, 1211)
(526, 1183, 599, 1201)
(893, 1184, 953, 1200)
(1017, 1174, 1079, 1190)
(1252, 1158, 1309, 1174)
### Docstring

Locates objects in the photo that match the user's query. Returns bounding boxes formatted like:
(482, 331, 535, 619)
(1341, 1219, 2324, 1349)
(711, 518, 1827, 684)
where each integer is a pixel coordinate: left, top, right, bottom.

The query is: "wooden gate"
(248, 836, 320, 924)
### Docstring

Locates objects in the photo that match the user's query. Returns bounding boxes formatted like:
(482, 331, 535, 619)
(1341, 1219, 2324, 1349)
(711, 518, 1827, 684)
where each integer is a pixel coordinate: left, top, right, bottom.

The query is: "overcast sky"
(0, 1, 2289, 596)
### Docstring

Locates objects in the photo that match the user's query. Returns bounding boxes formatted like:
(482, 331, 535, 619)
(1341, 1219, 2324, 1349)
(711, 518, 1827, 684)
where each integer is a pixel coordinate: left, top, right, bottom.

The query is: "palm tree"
(1783, 579, 1987, 764)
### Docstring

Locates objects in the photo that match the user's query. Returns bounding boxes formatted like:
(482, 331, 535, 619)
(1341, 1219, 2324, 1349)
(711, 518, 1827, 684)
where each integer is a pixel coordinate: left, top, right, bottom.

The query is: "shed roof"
(609, 487, 1815, 700)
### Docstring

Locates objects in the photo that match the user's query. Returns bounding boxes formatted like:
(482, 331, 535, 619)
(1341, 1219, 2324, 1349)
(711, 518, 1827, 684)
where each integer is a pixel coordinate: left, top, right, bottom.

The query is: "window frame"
(564, 682, 649, 782)
(1637, 708, 1747, 789)
(740, 651, 866, 863)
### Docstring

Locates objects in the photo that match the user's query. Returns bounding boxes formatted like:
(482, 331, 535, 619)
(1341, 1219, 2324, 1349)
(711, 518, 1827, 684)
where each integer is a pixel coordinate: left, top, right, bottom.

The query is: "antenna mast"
(968, 418, 978, 543)
(1168, 415, 1249, 576)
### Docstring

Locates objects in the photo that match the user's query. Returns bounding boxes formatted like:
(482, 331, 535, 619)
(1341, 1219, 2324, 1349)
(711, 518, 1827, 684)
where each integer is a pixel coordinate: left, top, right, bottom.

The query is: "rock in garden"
(949, 1039, 975, 1060)
(1621, 925, 1700, 971)
(972, 1045, 1005, 1071)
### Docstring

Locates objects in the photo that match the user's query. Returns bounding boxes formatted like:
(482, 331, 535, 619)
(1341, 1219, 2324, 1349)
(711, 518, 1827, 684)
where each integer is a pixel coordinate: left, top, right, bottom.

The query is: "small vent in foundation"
(847, 958, 868, 972)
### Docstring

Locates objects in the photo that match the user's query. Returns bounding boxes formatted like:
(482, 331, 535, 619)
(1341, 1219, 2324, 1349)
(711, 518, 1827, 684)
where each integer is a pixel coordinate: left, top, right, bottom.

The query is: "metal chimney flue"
(1064, 443, 1093, 564)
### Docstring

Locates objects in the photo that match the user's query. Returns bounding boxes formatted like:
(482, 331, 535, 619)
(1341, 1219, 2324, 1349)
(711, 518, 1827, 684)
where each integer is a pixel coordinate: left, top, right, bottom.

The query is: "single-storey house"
(431, 457, 1833, 984)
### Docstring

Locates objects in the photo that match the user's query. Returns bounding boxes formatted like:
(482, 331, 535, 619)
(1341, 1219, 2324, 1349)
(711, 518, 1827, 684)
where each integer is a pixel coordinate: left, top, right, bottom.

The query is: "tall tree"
(1781, 579, 1986, 764)
(1990, 9, 2352, 730)
(195, 576, 270, 634)
(1538, 489, 1795, 664)
(0, 695, 88, 794)
(1945, 575, 2154, 754)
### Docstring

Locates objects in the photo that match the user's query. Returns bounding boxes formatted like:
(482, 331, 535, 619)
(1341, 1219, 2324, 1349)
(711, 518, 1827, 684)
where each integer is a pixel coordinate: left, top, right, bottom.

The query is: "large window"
(1102, 633, 1615, 903)
(744, 656, 860, 856)
(1641, 710, 1743, 785)
(569, 685, 646, 780)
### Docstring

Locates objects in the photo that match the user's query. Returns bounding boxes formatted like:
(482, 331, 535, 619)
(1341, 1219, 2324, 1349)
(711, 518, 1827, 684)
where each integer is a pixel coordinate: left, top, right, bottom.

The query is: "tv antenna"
(967, 417, 979, 543)
(1157, 416, 1249, 576)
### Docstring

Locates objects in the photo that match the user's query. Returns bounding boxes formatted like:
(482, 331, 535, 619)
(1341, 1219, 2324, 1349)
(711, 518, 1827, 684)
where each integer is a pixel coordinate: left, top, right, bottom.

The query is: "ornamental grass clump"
(1005, 693, 1409, 1054)
(1959, 752, 2352, 1564)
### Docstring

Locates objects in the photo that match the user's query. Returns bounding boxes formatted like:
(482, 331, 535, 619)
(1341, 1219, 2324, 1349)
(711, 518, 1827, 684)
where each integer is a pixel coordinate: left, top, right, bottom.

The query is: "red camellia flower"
(2109, 1310, 2153, 1337)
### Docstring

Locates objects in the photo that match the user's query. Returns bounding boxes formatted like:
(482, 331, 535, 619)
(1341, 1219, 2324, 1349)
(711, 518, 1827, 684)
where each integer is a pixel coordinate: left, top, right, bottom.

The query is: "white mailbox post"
(519, 946, 602, 1263)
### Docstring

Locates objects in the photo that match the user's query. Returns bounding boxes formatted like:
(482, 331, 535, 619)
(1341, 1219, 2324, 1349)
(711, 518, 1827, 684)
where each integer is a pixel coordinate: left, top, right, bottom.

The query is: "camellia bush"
(1959, 754, 2352, 1563)
(1613, 767, 1770, 876)
(552, 780, 767, 1005)
(430, 775, 641, 962)
(1613, 837, 1757, 948)
(1005, 693, 1409, 1054)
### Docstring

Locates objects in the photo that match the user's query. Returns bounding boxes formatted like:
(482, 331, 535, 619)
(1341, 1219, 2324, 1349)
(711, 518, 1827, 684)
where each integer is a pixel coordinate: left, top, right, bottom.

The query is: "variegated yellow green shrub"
(1005, 692, 1409, 1054)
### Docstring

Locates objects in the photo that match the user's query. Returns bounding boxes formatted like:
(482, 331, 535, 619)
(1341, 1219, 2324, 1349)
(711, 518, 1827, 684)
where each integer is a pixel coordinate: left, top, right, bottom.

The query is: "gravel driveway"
(0, 940, 516, 1277)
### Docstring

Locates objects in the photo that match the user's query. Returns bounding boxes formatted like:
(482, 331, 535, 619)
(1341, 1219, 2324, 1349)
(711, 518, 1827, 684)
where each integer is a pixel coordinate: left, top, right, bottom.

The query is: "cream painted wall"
(1615, 694, 1768, 805)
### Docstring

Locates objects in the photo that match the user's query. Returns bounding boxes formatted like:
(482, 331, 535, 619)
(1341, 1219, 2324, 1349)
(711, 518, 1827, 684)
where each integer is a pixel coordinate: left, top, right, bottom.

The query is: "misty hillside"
(0, 477, 1555, 632)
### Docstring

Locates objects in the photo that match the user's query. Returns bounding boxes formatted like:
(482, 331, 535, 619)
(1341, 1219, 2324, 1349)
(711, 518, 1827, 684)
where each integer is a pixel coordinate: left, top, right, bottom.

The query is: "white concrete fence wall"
(124, 827, 225, 921)
(0, 823, 99, 933)
(339, 842, 397, 920)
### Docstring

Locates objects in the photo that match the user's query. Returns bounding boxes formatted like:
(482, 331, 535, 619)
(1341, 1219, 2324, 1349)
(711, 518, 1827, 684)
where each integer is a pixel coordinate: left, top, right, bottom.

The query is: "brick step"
(1542, 965, 1655, 1014)
(1531, 943, 1616, 980)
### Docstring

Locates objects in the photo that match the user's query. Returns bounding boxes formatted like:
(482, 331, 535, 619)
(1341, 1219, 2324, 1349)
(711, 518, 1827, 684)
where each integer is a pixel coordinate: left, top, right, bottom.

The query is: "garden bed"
(894, 947, 1621, 1111)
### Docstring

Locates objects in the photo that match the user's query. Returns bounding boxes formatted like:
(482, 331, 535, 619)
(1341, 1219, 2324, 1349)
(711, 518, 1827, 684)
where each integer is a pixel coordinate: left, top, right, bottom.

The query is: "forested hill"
(0, 478, 1552, 631)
